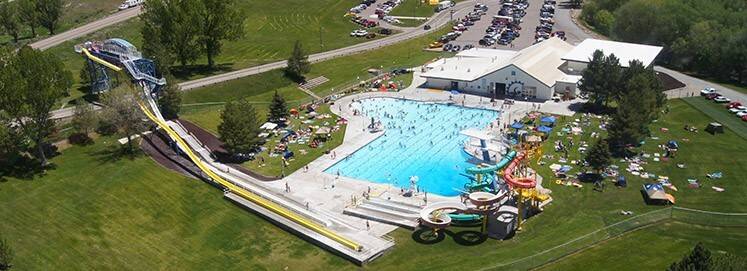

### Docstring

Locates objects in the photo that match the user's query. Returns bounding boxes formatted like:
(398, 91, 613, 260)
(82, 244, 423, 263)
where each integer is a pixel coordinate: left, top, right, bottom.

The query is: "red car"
(705, 93, 720, 100)
(727, 101, 742, 109)
(742, 115, 747, 122)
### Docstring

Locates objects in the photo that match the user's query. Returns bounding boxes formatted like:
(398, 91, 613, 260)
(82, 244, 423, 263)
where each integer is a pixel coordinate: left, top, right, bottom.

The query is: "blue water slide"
(465, 150, 517, 174)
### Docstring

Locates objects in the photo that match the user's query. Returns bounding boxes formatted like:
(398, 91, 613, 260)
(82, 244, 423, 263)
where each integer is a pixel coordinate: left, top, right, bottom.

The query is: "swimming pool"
(325, 98, 500, 196)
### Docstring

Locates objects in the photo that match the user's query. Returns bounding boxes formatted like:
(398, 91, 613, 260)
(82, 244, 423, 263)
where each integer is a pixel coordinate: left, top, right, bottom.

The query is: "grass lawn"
(0, 138, 351, 270)
(392, 18, 428, 28)
(0, 0, 123, 46)
(682, 97, 747, 140)
(538, 221, 747, 271)
(46, 0, 396, 87)
(390, 0, 437, 18)
(243, 104, 347, 177)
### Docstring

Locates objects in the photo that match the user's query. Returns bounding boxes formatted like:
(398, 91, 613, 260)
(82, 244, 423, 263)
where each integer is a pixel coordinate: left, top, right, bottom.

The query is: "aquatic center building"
(421, 37, 663, 100)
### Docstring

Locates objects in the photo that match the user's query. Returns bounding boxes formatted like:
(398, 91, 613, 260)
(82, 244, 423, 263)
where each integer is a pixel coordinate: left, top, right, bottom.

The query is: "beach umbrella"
(511, 122, 524, 129)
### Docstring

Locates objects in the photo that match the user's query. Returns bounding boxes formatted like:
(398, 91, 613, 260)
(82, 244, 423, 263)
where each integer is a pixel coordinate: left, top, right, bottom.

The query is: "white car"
(118, 3, 130, 10)
(729, 106, 747, 113)
(736, 111, 747, 117)
(714, 96, 731, 103)
(349, 29, 368, 37)
(701, 87, 716, 95)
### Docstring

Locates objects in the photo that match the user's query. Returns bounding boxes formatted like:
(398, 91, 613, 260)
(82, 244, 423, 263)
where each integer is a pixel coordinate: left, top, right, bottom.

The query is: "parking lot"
(440, 0, 553, 51)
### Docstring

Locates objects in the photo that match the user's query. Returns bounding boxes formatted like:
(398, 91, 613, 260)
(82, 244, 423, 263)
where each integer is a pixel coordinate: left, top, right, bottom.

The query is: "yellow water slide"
(80, 49, 362, 251)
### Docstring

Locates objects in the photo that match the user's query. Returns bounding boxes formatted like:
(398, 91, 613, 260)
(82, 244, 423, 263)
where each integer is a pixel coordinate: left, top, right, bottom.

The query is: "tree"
(0, 234, 12, 271)
(0, 2, 22, 43)
(668, 243, 712, 271)
(268, 91, 289, 123)
(585, 138, 611, 173)
(36, 0, 63, 35)
(593, 9, 615, 35)
(0, 46, 72, 166)
(157, 74, 182, 120)
(197, 0, 244, 67)
(69, 101, 98, 145)
(285, 40, 310, 82)
(19, 0, 39, 38)
(218, 99, 261, 155)
(607, 73, 656, 152)
(100, 86, 147, 154)
(579, 50, 608, 109)
(140, 0, 201, 67)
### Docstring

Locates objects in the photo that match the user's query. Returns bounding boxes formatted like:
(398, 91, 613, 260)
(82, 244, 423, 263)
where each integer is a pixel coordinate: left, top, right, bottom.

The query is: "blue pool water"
(324, 98, 500, 196)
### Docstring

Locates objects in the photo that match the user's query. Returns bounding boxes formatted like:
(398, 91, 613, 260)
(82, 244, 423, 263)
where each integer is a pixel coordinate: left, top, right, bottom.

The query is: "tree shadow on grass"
(170, 64, 234, 81)
(0, 155, 50, 181)
(88, 144, 144, 165)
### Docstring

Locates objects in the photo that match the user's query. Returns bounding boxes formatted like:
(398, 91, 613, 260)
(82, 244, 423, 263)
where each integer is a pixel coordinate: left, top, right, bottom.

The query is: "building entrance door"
(450, 81, 459, 90)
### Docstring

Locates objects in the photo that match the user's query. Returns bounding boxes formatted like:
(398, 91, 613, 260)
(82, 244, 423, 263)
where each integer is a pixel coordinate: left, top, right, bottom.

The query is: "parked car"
(700, 87, 716, 96)
(429, 41, 444, 48)
(443, 43, 453, 51)
(714, 96, 731, 103)
(463, 44, 475, 50)
(726, 102, 743, 109)
(742, 115, 747, 122)
(350, 29, 368, 37)
(737, 111, 747, 117)
(379, 28, 393, 35)
(705, 93, 720, 100)
(729, 106, 747, 113)
(424, 24, 432, 30)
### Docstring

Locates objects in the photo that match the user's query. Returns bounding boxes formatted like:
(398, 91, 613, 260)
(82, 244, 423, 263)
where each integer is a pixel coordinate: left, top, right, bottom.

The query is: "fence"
(476, 207, 747, 271)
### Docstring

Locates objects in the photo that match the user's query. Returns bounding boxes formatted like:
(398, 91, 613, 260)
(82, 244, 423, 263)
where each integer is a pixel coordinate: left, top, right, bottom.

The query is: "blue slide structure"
(463, 150, 517, 192)
(75, 39, 166, 94)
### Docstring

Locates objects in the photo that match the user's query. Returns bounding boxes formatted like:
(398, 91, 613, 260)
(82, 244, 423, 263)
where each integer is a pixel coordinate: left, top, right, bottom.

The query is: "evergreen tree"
(602, 53, 622, 105)
(158, 74, 182, 120)
(668, 243, 711, 271)
(268, 91, 289, 123)
(36, 0, 63, 35)
(585, 138, 611, 173)
(285, 40, 310, 82)
(0, 2, 22, 43)
(18, 0, 39, 38)
(218, 99, 262, 155)
(197, 0, 245, 67)
(607, 74, 652, 151)
(0, 234, 12, 271)
(579, 50, 608, 109)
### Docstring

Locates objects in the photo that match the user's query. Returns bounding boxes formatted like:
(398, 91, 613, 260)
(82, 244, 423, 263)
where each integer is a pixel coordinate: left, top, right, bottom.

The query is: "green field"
(390, 0, 437, 18)
(0, 0, 123, 45)
(539, 221, 747, 271)
(683, 97, 747, 140)
(47, 0, 396, 91)
(0, 138, 350, 270)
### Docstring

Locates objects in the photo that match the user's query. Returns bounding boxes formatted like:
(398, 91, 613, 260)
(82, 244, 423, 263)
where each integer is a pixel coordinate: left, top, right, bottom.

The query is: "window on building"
(511, 71, 516, 76)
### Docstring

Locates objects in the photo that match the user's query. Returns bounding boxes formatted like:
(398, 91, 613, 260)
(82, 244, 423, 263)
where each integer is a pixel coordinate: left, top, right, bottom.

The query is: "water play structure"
(74, 39, 398, 263)
(421, 144, 551, 236)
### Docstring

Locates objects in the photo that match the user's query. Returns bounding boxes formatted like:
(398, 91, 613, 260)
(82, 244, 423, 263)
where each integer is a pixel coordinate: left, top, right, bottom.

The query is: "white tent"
(260, 122, 278, 130)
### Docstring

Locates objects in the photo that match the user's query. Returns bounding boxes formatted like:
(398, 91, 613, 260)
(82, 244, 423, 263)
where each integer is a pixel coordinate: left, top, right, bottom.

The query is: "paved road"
(657, 66, 747, 102)
(30, 6, 142, 50)
(177, 1, 477, 91)
(553, 5, 591, 45)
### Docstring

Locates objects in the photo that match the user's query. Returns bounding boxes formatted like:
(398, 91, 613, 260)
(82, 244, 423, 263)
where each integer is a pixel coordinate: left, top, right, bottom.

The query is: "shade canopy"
(511, 122, 524, 129)
(537, 125, 553, 133)
(540, 116, 556, 123)
(260, 122, 278, 130)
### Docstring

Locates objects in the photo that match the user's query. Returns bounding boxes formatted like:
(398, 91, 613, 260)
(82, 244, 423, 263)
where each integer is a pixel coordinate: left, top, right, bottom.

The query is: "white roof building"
(562, 39, 663, 67)
(421, 37, 663, 101)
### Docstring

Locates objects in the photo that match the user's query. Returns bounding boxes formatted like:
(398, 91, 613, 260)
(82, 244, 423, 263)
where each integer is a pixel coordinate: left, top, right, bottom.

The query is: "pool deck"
(270, 71, 580, 234)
